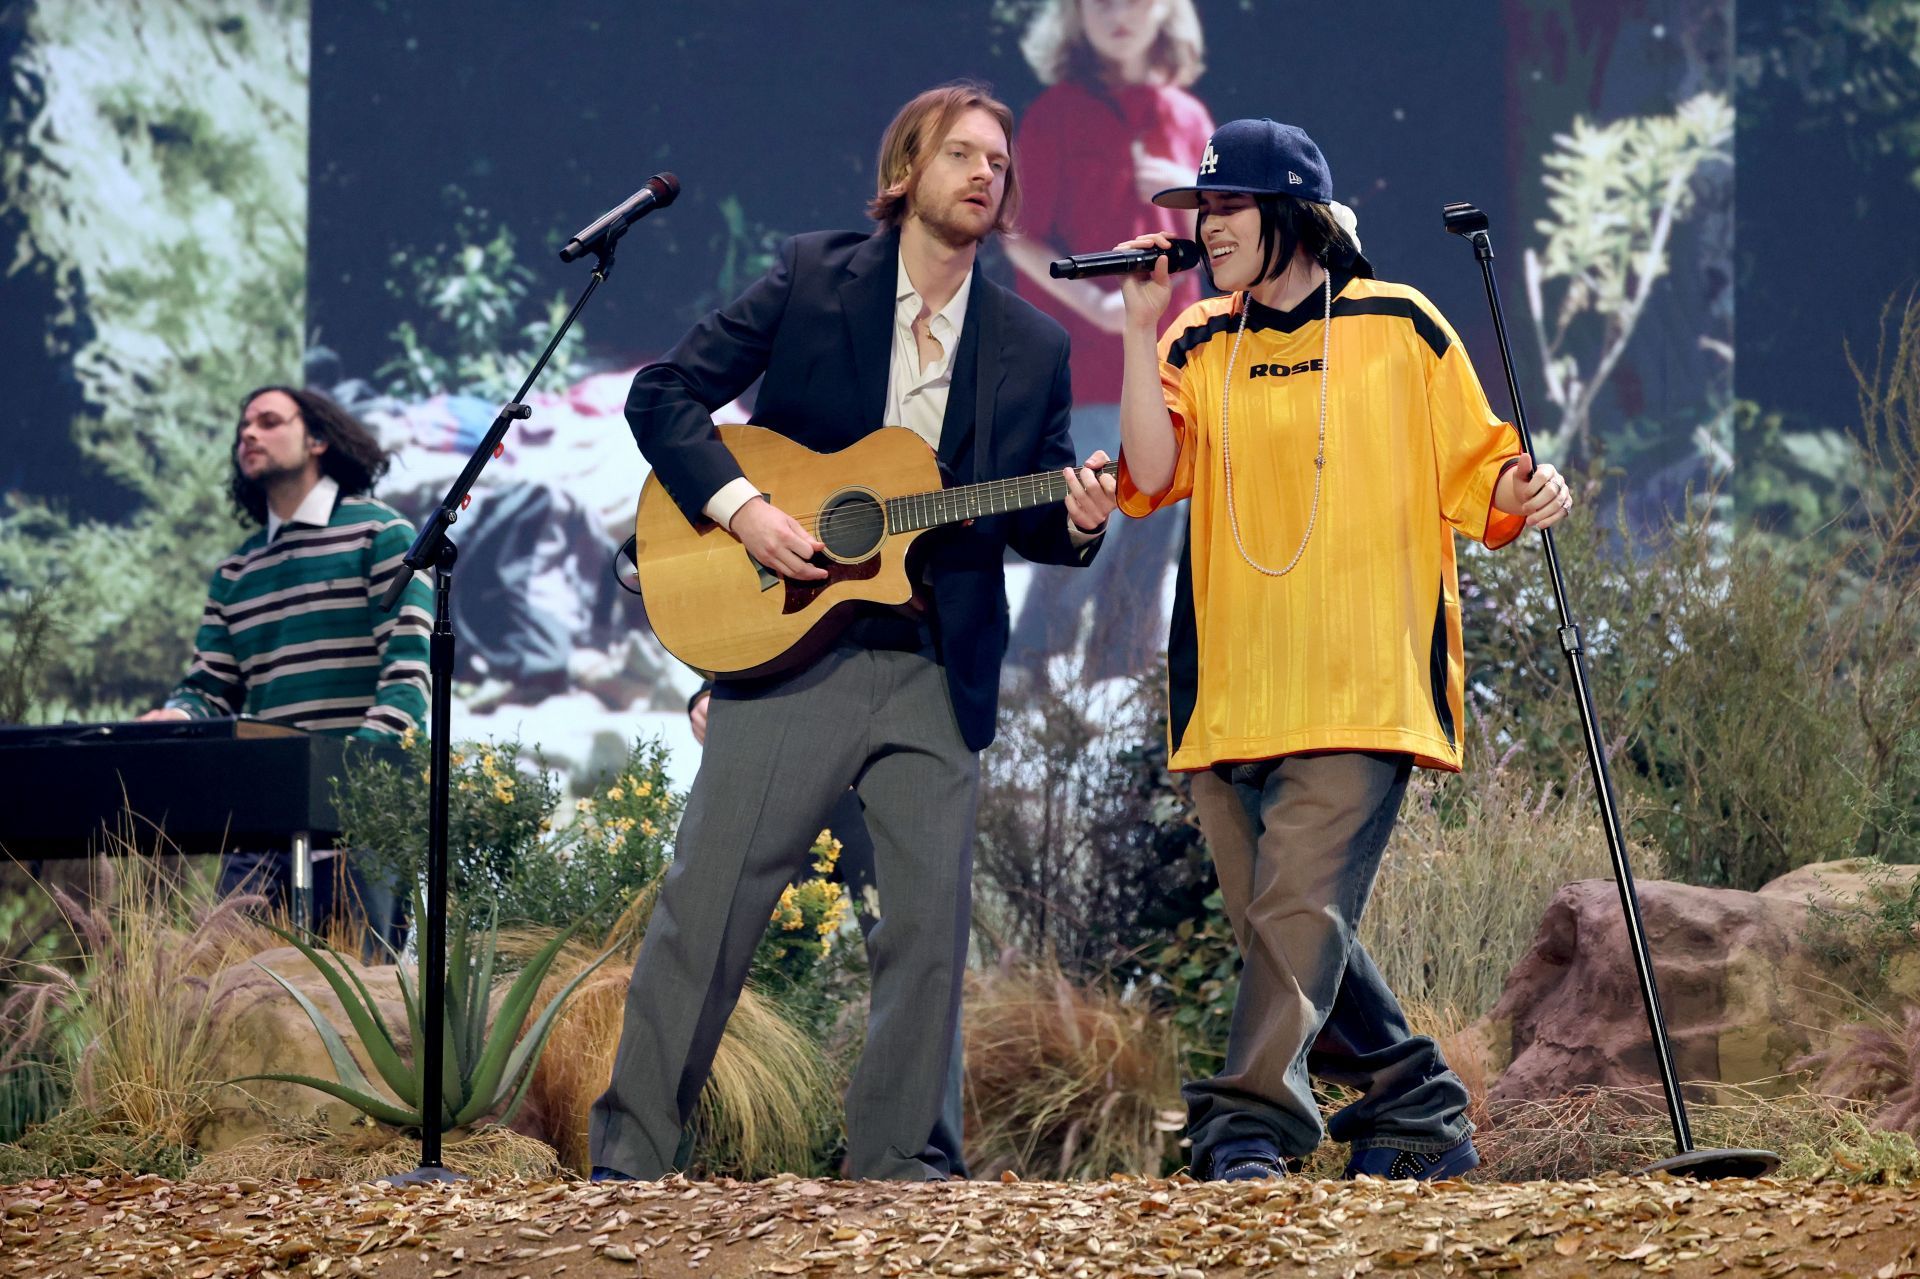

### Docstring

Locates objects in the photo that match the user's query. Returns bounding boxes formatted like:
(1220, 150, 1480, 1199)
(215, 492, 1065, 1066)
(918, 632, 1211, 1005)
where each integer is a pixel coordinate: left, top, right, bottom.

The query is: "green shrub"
(1458, 495, 1920, 891)
(1143, 888, 1239, 1081)
(336, 731, 679, 934)
(975, 662, 1212, 981)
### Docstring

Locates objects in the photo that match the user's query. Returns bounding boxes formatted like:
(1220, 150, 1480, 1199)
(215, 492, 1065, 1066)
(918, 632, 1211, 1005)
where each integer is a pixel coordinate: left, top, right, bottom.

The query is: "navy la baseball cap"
(1152, 118, 1333, 209)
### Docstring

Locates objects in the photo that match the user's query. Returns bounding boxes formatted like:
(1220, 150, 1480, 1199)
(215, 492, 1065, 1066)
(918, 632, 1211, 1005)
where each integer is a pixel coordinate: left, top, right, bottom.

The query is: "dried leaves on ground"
(4, 1171, 1920, 1278)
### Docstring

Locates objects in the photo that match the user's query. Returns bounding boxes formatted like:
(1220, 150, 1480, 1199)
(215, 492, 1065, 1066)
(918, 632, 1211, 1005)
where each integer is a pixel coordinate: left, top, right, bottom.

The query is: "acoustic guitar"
(632, 425, 1117, 678)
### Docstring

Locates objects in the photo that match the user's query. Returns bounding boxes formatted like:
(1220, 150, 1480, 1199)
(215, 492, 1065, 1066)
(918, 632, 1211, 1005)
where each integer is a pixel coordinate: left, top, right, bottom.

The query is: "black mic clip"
(1442, 202, 1493, 260)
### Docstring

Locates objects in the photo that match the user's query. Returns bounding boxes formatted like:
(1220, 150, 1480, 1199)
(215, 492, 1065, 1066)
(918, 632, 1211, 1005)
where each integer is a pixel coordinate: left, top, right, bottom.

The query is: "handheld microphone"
(1048, 238, 1202, 280)
(559, 173, 680, 263)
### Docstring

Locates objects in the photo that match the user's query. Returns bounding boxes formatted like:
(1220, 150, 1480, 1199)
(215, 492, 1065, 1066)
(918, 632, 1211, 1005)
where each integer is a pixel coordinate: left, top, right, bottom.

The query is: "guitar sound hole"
(819, 490, 884, 560)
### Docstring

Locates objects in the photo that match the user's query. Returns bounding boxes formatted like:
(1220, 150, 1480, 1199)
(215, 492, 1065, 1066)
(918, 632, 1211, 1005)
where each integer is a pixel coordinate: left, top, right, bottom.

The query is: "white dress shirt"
(882, 253, 972, 453)
(267, 474, 339, 542)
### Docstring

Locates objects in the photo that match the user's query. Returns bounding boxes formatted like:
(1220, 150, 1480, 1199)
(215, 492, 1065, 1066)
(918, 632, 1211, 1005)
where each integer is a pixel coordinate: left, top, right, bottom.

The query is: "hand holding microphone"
(1091, 232, 1188, 331)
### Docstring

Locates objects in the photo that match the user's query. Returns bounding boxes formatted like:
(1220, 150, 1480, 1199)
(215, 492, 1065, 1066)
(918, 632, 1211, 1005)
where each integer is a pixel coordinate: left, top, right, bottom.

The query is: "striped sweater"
(166, 491, 432, 738)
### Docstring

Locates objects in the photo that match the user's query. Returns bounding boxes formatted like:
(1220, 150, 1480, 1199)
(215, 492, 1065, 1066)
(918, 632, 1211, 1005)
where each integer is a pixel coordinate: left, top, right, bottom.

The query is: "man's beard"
(912, 184, 994, 250)
(234, 458, 310, 522)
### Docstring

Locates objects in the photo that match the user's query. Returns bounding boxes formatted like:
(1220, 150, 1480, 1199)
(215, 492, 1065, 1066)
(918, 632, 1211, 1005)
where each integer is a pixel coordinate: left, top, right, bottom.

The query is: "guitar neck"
(885, 461, 1121, 534)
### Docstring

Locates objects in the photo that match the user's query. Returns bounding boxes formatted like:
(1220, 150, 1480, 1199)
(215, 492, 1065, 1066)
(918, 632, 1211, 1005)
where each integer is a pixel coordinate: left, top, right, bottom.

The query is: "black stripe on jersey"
(1427, 582, 1456, 750)
(1167, 523, 1201, 756)
(1166, 312, 1242, 371)
(1166, 292, 1452, 370)
(1334, 297, 1450, 359)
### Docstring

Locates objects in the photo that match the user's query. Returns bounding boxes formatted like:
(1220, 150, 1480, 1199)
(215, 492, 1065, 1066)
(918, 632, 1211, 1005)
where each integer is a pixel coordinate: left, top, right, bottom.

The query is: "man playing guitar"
(590, 81, 1117, 1182)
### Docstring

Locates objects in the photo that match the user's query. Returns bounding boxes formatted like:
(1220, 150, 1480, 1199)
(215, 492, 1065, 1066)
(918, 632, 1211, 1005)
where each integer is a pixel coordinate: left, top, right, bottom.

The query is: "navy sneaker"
(1345, 1134, 1479, 1181)
(1206, 1136, 1288, 1181)
(590, 1165, 638, 1183)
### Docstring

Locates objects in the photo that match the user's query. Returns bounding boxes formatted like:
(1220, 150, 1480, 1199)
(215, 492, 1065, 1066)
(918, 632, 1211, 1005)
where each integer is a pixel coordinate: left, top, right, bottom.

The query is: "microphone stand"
(1440, 202, 1778, 1181)
(376, 238, 622, 1184)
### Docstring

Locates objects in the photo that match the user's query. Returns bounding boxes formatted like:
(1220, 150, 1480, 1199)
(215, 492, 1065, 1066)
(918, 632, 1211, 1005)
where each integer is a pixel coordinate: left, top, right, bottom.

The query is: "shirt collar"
(894, 252, 974, 340)
(267, 474, 339, 542)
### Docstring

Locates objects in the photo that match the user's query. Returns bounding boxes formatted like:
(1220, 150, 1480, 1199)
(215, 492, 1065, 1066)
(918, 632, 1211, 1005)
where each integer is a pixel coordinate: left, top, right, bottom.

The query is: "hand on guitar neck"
(1062, 449, 1118, 533)
(731, 496, 829, 581)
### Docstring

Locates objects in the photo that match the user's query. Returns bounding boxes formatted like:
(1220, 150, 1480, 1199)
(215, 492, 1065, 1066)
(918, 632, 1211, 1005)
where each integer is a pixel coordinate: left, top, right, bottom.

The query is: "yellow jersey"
(1117, 274, 1525, 773)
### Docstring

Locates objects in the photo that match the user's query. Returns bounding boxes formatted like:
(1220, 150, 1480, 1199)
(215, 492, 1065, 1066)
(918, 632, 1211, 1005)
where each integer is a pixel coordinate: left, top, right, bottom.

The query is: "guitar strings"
(775, 464, 1121, 536)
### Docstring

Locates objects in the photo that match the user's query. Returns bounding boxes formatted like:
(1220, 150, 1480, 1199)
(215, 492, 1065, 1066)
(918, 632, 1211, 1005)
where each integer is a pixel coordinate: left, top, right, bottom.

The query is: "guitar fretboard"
(885, 461, 1121, 534)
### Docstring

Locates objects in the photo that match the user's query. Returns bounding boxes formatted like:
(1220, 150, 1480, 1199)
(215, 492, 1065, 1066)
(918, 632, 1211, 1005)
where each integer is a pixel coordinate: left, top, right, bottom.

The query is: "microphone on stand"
(559, 173, 680, 263)
(1048, 238, 1202, 279)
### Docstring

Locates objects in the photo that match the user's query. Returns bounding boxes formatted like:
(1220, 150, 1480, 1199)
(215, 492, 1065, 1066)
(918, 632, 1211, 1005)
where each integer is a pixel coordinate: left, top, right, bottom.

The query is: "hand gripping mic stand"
(1440, 201, 1778, 1180)
(373, 227, 633, 1185)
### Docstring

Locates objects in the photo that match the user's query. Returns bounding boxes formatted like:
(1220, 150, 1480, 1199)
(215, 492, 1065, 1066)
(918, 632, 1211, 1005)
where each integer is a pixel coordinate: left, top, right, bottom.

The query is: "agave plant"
(235, 908, 611, 1132)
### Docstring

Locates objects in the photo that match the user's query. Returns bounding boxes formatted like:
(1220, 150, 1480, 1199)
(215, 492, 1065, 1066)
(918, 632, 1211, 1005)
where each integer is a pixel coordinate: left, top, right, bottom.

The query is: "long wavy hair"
(867, 81, 1021, 236)
(228, 386, 391, 527)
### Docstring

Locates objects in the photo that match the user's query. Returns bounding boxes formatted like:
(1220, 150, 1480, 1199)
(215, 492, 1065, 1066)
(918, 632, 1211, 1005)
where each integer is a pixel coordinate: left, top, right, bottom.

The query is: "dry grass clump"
(1362, 744, 1648, 1023)
(189, 1113, 561, 1184)
(0, 836, 278, 1162)
(513, 886, 837, 1178)
(963, 962, 1183, 1180)
(693, 988, 837, 1177)
(1473, 1080, 1920, 1184)
(1799, 1003, 1920, 1135)
(0, 1102, 200, 1181)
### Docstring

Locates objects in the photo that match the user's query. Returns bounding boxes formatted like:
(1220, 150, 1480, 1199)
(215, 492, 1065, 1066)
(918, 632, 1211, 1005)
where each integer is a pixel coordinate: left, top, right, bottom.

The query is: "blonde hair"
(1021, 0, 1206, 89)
(868, 81, 1021, 234)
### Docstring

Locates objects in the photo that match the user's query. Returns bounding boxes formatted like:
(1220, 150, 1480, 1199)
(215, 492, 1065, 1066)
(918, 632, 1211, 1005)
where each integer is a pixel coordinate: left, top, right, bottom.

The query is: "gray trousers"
(589, 637, 979, 1180)
(826, 786, 968, 1169)
(1184, 751, 1472, 1172)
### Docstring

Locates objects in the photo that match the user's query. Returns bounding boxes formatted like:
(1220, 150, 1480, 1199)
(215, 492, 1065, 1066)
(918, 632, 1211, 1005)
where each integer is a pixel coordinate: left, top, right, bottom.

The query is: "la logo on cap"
(1199, 143, 1219, 175)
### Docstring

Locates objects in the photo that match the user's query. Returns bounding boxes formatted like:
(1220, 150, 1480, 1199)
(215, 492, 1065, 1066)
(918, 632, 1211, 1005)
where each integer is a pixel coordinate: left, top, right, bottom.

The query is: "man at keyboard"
(139, 385, 430, 945)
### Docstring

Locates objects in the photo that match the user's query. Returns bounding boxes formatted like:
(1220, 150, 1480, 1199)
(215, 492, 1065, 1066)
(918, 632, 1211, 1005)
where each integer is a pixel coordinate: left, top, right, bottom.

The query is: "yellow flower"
(400, 727, 418, 749)
(576, 797, 595, 813)
(816, 890, 849, 937)
(635, 780, 653, 798)
(607, 785, 625, 802)
(639, 818, 657, 838)
(773, 884, 803, 931)
(810, 830, 843, 875)
(492, 782, 514, 805)
(450, 750, 467, 767)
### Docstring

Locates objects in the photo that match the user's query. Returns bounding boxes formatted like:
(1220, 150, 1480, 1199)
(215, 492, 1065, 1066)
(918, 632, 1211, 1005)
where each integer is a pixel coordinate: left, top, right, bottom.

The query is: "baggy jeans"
(1182, 750, 1473, 1173)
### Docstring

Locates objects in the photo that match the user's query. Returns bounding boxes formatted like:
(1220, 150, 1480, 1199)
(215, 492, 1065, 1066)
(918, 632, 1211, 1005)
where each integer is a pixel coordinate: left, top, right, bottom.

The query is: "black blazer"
(628, 226, 1099, 751)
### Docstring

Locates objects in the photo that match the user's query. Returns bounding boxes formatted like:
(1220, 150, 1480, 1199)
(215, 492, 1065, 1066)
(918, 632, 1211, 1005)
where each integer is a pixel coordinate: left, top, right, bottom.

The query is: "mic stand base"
(381, 1163, 465, 1188)
(1640, 1148, 1782, 1180)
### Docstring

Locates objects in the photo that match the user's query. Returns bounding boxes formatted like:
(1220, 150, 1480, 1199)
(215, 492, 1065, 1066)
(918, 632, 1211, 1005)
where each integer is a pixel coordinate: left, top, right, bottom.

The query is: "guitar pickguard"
(781, 555, 880, 614)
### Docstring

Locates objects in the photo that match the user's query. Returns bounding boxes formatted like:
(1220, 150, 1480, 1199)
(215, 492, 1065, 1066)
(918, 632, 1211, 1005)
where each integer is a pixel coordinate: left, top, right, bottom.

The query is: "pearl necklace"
(1220, 271, 1332, 577)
